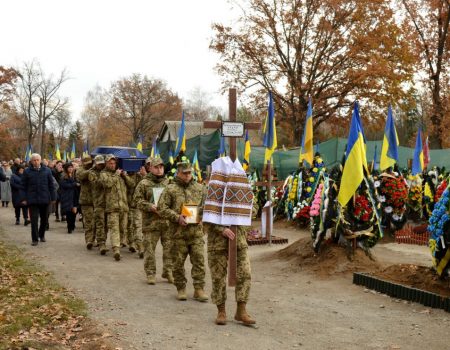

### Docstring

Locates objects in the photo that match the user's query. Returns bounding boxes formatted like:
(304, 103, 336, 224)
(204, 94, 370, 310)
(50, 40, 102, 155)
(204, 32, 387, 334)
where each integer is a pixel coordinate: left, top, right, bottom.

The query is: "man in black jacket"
(21, 153, 56, 245)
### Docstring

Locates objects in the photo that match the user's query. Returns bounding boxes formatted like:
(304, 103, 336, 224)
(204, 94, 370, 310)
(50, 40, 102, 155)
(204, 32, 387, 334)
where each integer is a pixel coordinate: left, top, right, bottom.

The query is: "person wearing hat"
(124, 165, 146, 256)
(134, 157, 173, 285)
(158, 159, 208, 301)
(98, 154, 129, 261)
(89, 155, 107, 254)
(76, 155, 96, 249)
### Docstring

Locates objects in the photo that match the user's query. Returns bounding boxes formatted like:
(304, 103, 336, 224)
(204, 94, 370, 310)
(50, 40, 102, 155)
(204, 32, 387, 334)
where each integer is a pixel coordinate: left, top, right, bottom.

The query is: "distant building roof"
(158, 121, 209, 142)
(158, 120, 263, 146)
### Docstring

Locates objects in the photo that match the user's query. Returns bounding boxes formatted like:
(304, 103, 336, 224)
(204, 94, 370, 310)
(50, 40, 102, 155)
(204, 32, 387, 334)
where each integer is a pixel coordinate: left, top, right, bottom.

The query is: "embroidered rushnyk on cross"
(203, 156, 253, 226)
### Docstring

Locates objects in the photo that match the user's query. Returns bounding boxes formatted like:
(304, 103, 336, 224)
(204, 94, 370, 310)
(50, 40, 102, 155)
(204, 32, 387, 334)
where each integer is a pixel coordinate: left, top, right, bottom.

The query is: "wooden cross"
(203, 88, 260, 286)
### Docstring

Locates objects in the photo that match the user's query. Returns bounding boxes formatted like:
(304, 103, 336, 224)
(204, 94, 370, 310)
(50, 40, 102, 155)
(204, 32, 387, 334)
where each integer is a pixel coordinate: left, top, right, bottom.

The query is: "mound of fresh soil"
(372, 264, 450, 297)
(272, 237, 381, 276)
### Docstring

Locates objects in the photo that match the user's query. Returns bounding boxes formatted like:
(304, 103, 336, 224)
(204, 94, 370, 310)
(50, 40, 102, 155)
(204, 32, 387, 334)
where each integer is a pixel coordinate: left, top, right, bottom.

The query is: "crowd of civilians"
(0, 154, 81, 245)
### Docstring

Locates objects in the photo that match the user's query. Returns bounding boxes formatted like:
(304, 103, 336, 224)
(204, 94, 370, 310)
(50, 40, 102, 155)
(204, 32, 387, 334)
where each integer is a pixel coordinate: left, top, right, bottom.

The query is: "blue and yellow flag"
(380, 105, 399, 171)
(218, 136, 226, 157)
(150, 137, 160, 158)
(412, 127, 424, 175)
(243, 130, 251, 171)
(25, 144, 32, 162)
(371, 144, 379, 172)
(136, 135, 143, 152)
(70, 141, 76, 160)
(299, 97, 314, 166)
(168, 149, 174, 165)
(175, 112, 186, 155)
(337, 101, 368, 207)
(82, 140, 89, 157)
(263, 91, 277, 163)
(63, 150, 67, 162)
(192, 149, 202, 182)
(55, 144, 61, 160)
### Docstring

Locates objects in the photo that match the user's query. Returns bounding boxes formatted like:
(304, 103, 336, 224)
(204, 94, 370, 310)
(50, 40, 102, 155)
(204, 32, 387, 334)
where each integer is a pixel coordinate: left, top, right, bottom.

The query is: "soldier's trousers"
(94, 207, 106, 245)
(171, 234, 205, 290)
(207, 234, 251, 305)
(143, 227, 172, 277)
(127, 208, 143, 246)
(107, 211, 128, 249)
(81, 205, 95, 244)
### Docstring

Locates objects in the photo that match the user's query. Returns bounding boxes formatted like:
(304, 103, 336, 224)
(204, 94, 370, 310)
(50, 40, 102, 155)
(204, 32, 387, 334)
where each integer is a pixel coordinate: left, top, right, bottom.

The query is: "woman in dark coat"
(10, 165, 30, 225)
(60, 163, 80, 233)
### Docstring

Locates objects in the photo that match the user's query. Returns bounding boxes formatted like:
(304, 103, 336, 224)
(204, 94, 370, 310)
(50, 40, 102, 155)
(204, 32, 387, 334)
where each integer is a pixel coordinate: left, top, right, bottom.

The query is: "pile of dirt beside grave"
(372, 264, 450, 297)
(273, 237, 381, 276)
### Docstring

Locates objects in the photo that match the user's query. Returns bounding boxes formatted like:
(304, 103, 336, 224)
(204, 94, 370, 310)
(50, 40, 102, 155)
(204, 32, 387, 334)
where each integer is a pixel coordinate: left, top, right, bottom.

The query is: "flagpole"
(268, 159, 272, 246)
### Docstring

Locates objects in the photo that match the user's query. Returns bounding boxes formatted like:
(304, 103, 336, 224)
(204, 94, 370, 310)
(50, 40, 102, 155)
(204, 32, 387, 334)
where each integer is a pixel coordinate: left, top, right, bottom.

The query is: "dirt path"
(0, 207, 448, 350)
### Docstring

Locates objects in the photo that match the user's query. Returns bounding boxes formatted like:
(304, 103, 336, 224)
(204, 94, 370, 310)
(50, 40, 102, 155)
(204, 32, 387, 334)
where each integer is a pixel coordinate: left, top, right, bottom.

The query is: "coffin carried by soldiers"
(91, 146, 147, 172)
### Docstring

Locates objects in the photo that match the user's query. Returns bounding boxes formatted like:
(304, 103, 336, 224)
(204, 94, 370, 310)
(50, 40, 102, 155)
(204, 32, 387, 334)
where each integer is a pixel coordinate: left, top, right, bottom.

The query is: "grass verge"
(0, 232, 115, 350)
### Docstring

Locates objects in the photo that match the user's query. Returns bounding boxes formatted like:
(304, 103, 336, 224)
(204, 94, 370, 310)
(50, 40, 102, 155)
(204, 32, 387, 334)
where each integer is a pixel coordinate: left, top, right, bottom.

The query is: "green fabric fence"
(156, 133, 450, 180)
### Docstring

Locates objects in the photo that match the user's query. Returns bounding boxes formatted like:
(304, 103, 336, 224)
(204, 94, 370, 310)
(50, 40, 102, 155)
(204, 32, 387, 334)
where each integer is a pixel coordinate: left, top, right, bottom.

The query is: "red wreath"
(353, 195, 373, 222)
(381, 176, 408, 210)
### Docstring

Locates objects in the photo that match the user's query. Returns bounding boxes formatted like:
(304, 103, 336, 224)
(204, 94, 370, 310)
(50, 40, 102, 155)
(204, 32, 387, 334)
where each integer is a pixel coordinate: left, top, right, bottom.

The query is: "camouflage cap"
(82, 155, 93, 165)
(177, 160, 192, 173)
(104, 154, 117, 162)
(146, 157, 164, 166)
(94, 155, 105, 164)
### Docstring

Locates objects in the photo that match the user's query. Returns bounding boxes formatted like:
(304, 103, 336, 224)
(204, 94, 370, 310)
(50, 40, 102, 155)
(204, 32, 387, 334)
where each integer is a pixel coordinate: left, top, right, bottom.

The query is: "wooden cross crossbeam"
(203, 88, 261, 287)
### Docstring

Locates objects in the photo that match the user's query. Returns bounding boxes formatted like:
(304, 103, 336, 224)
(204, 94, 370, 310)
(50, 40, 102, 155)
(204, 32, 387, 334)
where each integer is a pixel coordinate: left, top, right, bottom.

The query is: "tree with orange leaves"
(400, 0, 450, 148)
(211, 0, 417, 145)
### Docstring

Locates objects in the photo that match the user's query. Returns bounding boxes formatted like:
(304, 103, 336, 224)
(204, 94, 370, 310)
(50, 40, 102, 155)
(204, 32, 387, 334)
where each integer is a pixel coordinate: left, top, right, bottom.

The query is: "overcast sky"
(2, 0, 239, 120)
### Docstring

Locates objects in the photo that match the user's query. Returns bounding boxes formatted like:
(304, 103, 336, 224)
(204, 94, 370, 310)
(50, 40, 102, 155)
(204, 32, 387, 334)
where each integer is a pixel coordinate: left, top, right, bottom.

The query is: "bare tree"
(108, 74, 182, 144)
(15, 60, 69, 152)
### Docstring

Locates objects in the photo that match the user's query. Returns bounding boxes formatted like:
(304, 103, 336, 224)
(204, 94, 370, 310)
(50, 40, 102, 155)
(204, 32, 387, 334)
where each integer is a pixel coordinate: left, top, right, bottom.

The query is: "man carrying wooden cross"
(202, 88, 258, 325)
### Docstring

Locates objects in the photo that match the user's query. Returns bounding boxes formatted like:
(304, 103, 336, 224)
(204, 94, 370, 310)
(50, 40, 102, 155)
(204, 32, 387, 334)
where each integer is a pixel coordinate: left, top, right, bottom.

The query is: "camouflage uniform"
(89, 160, 107, 250)
(158, 176, 206, 291)
(98, 162, 129, 251)
(134, 170, 172, 278)
(125, 172, 143, 250)
(76, 157, 95, 247)
(204, 223, 251, 305)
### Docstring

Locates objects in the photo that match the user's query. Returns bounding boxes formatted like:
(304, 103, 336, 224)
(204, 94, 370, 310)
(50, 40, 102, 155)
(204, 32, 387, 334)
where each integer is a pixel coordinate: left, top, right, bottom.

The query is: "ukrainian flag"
(218, 136, 226, 157)
(299, 97, 313, 166)
(70, 141, 76, 160)
(55, 144, 61, 160)
(263, 91, 277, 164)
(192, 149, 202, 182)
(412, 127, 424, 175)
(168, 149, 174, 165)
(243, 130, 251, 171)
(175, 111, 186, 155)
(136, 135, 143, 152)
(379, 105, 399, 171)
(63, 150, 67, 162)
(337, 101, 368, 207)
(82, 140, 89, 157)
(150, 137, 160, 158)
(25, 144, 32, 162)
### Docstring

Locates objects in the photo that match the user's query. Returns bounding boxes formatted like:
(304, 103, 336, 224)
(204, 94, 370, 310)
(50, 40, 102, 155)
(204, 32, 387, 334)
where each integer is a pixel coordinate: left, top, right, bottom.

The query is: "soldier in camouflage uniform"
(89, 155, 107, 254)
(203, 223, 255, 326)
(125, 169, 145, 256)
(76, 155, 95, 249)
(134, 157, 172, 285)
(158, 161, 208, 301)
(98, 154, 129, 261)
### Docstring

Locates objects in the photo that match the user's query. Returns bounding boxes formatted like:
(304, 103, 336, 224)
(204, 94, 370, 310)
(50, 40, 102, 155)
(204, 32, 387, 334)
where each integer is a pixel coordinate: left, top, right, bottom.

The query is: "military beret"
(94, 155, 105, 164)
